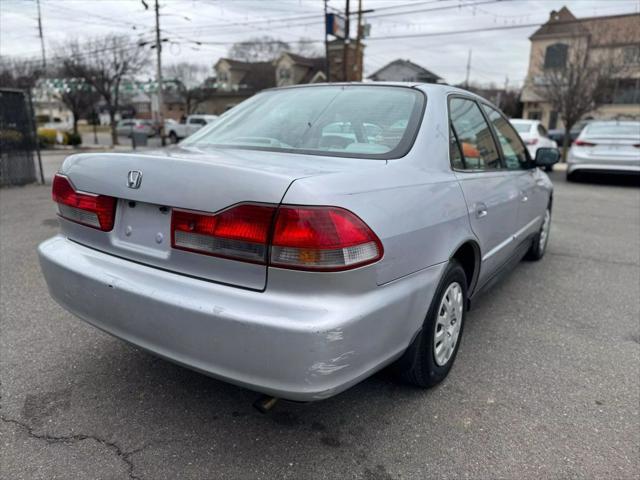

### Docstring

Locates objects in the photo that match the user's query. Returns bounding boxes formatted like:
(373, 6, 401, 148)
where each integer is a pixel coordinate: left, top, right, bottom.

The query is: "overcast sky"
(1, 0, 638, 86)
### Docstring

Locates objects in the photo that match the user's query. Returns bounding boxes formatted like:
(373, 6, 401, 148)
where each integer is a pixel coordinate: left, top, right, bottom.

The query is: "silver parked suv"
(39, 84, 558, 402)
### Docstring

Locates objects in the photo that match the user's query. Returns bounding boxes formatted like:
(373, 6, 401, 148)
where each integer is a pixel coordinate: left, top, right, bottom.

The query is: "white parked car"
(166, 114, 219, 143)
(510, 119, 558, 171)
(567, 120, 640, 180)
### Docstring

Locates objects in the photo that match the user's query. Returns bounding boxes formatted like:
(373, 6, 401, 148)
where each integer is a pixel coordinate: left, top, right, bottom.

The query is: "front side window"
(183, 86, 425, 159)
(449, 97, 501, 170)
(482, 104, 529, 170)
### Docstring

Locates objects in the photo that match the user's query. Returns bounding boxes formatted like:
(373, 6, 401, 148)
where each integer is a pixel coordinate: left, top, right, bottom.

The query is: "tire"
(544, 165, 553, 172)
(566, 171, 575, 182)
(525, 206, 551, 261)
(169, 131, 178, 144)
(394, 260, 467, 388)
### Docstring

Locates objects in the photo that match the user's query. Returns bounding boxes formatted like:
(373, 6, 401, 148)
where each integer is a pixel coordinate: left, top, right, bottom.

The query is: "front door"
(481, 104, 545, 243)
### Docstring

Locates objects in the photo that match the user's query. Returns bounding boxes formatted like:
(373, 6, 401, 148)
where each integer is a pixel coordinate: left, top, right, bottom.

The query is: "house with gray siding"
(368, 59, 443, 83)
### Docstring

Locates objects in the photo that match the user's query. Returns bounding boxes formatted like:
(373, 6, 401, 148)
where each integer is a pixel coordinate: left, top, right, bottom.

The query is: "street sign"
(326, 13, 346, 39)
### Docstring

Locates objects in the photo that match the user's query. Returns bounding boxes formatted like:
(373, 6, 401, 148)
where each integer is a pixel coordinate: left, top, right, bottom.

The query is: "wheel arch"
(449, 239, 481, 298)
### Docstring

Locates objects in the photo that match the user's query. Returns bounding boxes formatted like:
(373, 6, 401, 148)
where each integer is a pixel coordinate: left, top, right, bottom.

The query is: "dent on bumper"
(38, 235, 444, 401)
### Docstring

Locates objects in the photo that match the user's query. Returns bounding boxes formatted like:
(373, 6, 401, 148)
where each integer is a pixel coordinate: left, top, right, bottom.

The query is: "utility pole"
(36, 0, 46, 70)
(154, 0, 166, 145)
(354, 0, 363, 81)
(343, 0, 350, 82)
(464, 49, 472, 89)
(324, 0, 330, 82)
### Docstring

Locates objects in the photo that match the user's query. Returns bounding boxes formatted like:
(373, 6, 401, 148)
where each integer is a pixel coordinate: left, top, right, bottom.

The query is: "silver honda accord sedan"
(38, 83, 558, 402)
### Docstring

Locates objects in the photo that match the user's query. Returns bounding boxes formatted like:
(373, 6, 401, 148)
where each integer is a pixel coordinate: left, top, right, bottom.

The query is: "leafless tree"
(535, 38, 626, 159)
(291, 38, 322, 58)
(61, 35, 150, 145)
(228, 36, 291, 62)
(0, 57, 44, 91)
(54, 76, 101, 134)
(164, 62, 211, 114)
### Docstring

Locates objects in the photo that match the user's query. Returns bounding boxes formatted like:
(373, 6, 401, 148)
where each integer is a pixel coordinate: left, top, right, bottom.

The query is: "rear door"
(449, 96, 521, 284)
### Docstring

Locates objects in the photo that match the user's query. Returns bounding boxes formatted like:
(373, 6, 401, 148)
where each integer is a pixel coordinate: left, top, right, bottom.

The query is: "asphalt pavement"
(1, 170, 638, 479)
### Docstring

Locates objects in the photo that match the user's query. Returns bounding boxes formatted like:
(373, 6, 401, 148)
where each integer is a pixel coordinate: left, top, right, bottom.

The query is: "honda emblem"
(127, 170, 142, 189)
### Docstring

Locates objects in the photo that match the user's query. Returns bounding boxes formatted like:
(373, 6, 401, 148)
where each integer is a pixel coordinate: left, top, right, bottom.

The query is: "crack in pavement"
(1, 415, 162, 480)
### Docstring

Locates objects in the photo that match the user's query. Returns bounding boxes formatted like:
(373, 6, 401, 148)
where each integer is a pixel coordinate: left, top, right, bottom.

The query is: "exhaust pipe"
(253, 395, 279, 413)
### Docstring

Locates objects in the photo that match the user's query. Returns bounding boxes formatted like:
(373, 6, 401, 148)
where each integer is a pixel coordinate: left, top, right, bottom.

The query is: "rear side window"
(449, 97, 501, 170)
(449, 125, 465, 170)
(482, 104, 528, 170)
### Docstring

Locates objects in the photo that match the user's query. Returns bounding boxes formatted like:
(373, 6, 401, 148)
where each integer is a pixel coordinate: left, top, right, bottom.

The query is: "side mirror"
(534, 147, 560, 167)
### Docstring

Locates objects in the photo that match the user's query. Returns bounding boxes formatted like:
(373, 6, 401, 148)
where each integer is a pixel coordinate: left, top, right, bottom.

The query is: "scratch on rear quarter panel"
(309, 351, 354, 376)
(325, 329, 344, 342)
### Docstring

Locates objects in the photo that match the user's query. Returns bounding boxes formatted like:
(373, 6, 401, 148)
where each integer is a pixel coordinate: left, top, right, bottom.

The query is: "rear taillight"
(574, 140, 597, 147)
(270, 206, 382, 271)
(525, 138, 538, 146)
(170, 204, 383, 271)
(52, 174, 116, 231)
(171, 204, 275, 264)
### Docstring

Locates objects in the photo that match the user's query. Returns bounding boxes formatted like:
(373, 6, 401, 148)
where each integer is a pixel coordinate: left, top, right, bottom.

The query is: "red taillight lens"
(170, 204, 383, 271)
(52, 174, 116, 231)
(575, 140, 597, 147)
(171, 204, 276, 263)
(525, 138, 538, 146)
(270, 206, 383, 271)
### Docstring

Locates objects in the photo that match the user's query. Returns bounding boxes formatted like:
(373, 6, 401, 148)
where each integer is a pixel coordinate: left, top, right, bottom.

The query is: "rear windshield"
(511, 122, 532, 133)
(584, 123, 640, 137)
(182, 85, 425, 159)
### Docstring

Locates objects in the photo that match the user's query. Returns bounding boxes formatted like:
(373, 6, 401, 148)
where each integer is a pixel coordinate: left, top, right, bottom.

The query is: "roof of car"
(266, 81, 495, 105)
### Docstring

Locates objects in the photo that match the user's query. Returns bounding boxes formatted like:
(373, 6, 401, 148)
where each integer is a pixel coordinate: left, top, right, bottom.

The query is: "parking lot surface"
(1, 171, 638, 479)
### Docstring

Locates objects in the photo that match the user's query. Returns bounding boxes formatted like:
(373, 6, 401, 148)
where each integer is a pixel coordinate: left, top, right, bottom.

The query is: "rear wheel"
(394, 260, 467, 388)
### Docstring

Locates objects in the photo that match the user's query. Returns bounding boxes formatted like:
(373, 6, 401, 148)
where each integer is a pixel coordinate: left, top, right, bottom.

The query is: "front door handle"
(520, 191, 529, 202)
(475, 203, 488, 218)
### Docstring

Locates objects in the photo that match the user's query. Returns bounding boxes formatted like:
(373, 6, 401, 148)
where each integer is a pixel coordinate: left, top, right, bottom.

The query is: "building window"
(623, 45, 640, 65)
(528, 111, 542, 120)
(544, 43, 568, 69)
(611, 79, 640, 105)
(278, 68, 292, 80)
(549, 111, 558, 130)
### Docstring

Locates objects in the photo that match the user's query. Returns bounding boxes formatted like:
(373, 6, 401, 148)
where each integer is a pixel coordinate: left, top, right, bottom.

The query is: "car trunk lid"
(57, 146, 384, 290)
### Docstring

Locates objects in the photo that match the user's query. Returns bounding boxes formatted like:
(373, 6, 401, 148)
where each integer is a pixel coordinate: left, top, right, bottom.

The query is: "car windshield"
(584, 122, 640, 137)
(511, 122, 533, 133)
(182, 86, 425, 159)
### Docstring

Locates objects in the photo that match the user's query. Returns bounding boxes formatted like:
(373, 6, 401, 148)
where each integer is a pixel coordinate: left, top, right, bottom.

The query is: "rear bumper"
(567, 151, 640, 174)
(38, 235, 443, 401)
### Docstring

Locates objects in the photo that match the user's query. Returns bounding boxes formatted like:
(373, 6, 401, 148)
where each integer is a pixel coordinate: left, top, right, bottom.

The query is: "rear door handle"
(475, 203, 488, 218)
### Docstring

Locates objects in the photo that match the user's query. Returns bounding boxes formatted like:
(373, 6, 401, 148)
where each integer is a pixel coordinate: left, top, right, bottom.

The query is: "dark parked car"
(548, 120, 590, 147)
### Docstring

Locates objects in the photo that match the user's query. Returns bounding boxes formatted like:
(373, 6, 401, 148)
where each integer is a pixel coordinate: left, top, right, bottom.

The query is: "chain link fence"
(0, 88, 43, 186)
